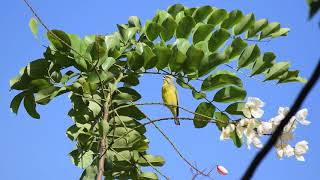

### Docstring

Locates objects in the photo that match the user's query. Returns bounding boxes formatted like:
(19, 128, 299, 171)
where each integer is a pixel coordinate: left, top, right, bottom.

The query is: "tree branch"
(242, 60, 320, 180)
(96, 94, 111, 180)
(139, 110, 212, 177)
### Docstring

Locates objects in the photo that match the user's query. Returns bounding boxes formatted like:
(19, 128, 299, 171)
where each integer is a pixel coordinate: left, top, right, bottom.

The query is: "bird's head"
(163, 75, 174, 84)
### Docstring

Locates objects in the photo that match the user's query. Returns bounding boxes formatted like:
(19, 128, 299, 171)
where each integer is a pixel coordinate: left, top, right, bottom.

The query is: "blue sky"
(1, 0, 319, 179)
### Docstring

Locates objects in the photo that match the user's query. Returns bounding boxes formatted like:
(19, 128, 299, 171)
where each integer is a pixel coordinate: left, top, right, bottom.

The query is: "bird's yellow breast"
(162, 83, 178, 106)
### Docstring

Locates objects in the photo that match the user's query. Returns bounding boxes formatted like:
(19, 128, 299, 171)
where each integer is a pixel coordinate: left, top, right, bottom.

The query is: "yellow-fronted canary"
(162, 75, 180, 125)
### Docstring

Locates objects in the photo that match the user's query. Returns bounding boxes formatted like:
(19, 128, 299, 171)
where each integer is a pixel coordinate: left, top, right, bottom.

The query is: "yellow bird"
(162, 75, 180, 125)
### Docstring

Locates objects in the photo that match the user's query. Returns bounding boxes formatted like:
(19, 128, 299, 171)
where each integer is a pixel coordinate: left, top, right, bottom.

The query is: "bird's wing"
(175, 86, 179, 117)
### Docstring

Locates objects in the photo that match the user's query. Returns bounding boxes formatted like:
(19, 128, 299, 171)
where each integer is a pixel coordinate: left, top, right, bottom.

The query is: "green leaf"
(264, 61, 289, 81)
(169, 39, 190, 72)
(27, 59, 50, 78)
(88, 101, 101, 117)
(113, 92, 134, 105)
(127, 51, 144, 71)
(278, 70, 307, 84)
(87, 71, 113, 84)
(194, 102, 215, 128)
(143, 45, 157, 69)
(213, 86, 247, 103)
(238, 44, 260, 69)
(225, 102, 245, 115)
(198, 53, 229, 77)
(60, 71, 78, 84)
(121, 73, 140, 86)
(192, 6, 213, 23)
(117, 105, 145, 120)
(70, 150, 94, 169)
(144, 20, 162, 41)
(10, 91, 27, 114)
(80, 165, 97, 180)
(90, 36, 107, 60)
(10, 75, 29, 90)
(215, 112, 229, 130)
(24, 93, 40, 119)
(270, 28, 290, 38)
(230, 130, 243, 148)
(35, 86, 59, 105)
(118, 87, 141, 101)
(101, 57, 115, 71)
(160, 16, 177, 41)
(69, 34, 88, 71)
(110, 128, 142, 150)
(154, 45, 172, 70)
(247, 18, 268, 38)
(139, 172, 158, 180)
(176, 76, 191, 89)
(208, 28, 230, 52)
(192, 24, 215, 44)
(99, 120, 110, 137)
(138, 155, 165, 166)
(251, 52, 276, 76)
(175, 16, 195, 38)
(225, 38, 248, 59)
(260, 22, 280, 40)
(192, 90, 206, 100)
(183, 45, 204, 75)
(221, 10, 244, 29)
(47, 29, 71, 51)
(307, 0, 320, 19)
(30, 79, 51, 91)
(207, 9, 228, 28)
(128, 16, 141, 28)
(66, 124, 82, 141)
(233, 13, 255, 35)
(201, 70, 243, 91)
(29, 17, 38, 38)
(167, 4, 185, 18)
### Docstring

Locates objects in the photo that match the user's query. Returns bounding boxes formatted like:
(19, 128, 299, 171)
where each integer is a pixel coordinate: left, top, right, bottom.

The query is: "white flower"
(245, 130, 262, 149)
(278, 107, 289, 116)
(243, 97, 265, 118)
(283, 116, 297, 132)
(294, 140, 309, 161)
(276, 144, 294, 159)
(257, 121, 273, 136)
(236, 123, 245, 138)
(220, 124, 235, 141)
(296, 109, 310, 125)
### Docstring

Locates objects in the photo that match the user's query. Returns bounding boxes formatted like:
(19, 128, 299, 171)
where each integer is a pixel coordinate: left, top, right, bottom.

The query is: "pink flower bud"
(217, 165, 228, 176)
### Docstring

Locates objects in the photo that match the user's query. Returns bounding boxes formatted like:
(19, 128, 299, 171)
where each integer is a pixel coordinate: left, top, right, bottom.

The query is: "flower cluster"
(219, 97, 310, 161)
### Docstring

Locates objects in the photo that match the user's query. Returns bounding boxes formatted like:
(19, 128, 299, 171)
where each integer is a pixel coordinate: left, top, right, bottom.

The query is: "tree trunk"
(96, 101, 110, 180)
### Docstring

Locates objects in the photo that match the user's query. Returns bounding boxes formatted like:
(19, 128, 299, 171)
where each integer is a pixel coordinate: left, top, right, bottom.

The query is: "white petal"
(299, 119, 311, 125)
(295, 155, 305, 162)
(284, 145, 294, 157)
(276, 149, 284, 159)
(278, 107, 289, 116)
(243, 106, 252, 118)
(251, 108, 264, 118)
(297, 108, 308, 120)
(253, 137, 263, 148)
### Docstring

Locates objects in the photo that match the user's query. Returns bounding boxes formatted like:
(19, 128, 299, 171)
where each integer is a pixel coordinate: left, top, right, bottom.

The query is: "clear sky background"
(1, 0, 319, 180)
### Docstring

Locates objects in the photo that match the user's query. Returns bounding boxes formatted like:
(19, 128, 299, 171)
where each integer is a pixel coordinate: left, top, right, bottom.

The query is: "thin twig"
(140, 110, 211, 177)
(242, 60, 320, 180)
(111, 102, 231, 125)
(224, 64, 264, 83)
(138, 152, 170, 180)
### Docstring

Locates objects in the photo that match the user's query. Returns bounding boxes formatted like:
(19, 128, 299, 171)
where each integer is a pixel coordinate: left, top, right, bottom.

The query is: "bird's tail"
(174, 117, 180, 125)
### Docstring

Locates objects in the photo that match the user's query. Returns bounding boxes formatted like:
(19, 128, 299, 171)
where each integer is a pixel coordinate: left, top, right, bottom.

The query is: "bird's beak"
(162, 76, 165, 80)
